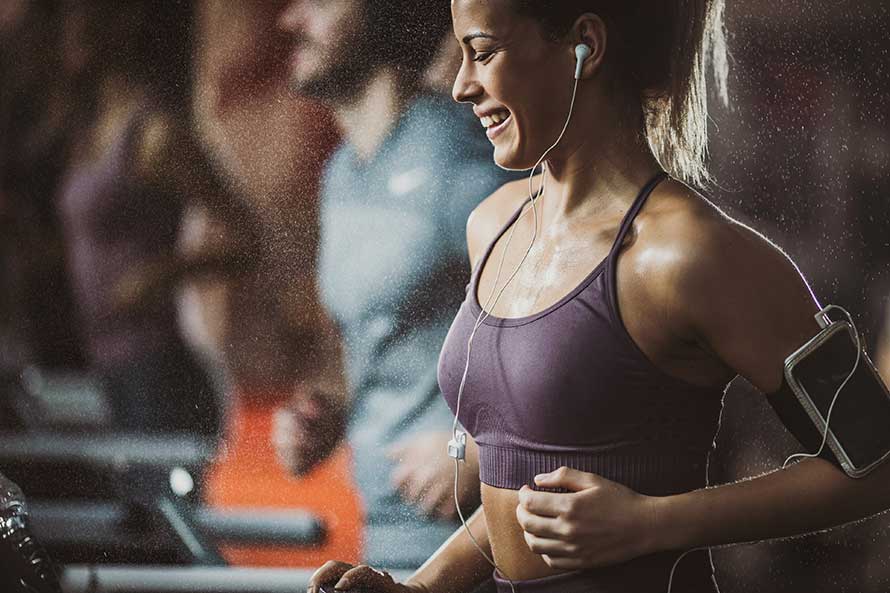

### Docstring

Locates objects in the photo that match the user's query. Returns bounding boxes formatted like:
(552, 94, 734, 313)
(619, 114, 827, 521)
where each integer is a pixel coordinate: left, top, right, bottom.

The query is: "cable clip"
(447, 431, 467, 461)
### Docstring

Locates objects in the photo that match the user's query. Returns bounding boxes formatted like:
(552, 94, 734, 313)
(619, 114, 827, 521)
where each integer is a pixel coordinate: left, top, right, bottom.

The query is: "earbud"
(574, 43, 591, 80)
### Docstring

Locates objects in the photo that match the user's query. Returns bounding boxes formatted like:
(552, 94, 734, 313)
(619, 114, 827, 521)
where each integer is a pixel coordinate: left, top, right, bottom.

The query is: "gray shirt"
(317, 92, 517, 567)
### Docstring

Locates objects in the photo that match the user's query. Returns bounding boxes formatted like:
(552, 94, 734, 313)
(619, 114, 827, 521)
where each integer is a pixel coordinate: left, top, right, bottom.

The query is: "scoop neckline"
(468, 171, 667, 328)
(470, 250, 610, 328)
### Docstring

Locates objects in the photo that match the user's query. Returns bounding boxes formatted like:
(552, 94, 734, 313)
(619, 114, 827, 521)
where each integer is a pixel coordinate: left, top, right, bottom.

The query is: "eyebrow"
(461, 31, 497, 44)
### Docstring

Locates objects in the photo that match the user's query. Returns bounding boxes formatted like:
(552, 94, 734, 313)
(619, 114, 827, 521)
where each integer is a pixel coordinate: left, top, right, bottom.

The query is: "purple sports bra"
(437, 171, 727, 495)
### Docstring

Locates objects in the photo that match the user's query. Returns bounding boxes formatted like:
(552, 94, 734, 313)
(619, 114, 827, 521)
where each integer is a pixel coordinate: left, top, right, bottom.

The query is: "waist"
(478, 442, 710, 495)
(490, 548, 716, 593)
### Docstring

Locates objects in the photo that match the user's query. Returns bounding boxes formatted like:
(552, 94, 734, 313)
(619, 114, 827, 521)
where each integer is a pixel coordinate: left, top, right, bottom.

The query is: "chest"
(476, 216, 626, 320)
(441, 276, 679, 447)
(316, 151, 465, 328)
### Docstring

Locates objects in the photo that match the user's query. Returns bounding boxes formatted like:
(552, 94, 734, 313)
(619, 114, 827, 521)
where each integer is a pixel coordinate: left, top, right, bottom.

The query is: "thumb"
(533, 467, 597, 492)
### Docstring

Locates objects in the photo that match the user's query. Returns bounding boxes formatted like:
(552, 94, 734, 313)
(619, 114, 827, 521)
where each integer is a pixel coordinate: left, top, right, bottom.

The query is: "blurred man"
(185, 0, 357, 569)
(274, 0, 517, 569)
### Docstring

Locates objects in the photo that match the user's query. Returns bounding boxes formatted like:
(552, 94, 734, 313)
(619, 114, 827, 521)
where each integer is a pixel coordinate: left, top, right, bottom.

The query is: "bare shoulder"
(633, 179, 823, 392)
(465, 175, 539, 269)
(636, 179, 806, 293)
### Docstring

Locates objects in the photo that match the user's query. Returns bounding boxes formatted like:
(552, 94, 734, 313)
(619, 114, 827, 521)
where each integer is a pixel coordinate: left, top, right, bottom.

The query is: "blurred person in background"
(54, 0, 247, 440)
(184, 0, 358, 568)
(273, 0, 518, 571)
(0, 0, 87, 377)
(303, 1, 890, 592)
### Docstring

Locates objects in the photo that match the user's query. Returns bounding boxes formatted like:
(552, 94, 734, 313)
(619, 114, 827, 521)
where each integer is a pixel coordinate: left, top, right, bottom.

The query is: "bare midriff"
(480, 482, 574, 581)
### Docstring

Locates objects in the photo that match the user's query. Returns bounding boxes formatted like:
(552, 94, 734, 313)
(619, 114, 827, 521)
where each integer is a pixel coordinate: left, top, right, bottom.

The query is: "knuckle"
(561, 521, 576, 538)
(562, 503, 576, 521)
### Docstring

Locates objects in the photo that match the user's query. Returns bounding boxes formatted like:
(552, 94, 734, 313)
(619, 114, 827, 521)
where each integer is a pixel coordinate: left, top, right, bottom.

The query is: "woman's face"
(451, 0, 577, 170)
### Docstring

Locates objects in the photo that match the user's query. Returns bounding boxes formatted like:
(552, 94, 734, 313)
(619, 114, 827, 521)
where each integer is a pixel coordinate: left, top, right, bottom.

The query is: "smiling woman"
(303, 2, 890, 593)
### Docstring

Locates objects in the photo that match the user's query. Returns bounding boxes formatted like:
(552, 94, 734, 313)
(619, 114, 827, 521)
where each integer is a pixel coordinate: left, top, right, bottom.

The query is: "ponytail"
(512, 0, 729, 188)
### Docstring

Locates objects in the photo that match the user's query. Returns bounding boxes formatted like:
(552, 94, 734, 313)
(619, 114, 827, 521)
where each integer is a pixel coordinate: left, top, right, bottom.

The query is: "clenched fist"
(273, 380, 349, 477)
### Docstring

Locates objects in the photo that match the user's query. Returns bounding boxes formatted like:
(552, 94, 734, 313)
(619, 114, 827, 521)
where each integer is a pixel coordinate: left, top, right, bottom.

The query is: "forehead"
(451, 0, 518, 39)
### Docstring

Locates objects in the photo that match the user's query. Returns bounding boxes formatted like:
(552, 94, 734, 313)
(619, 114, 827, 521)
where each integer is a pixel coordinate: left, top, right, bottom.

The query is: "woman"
(307, 1, 890, 592)
(56, 0, 250, 439)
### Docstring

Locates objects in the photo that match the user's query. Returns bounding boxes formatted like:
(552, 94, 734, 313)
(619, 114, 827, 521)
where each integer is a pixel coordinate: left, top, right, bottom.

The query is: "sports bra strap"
(607, 170, 669, 259)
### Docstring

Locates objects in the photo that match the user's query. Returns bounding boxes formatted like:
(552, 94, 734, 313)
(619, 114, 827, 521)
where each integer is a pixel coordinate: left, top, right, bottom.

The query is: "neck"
(538, 100, 663, 221)
(333, 67, 417, 162)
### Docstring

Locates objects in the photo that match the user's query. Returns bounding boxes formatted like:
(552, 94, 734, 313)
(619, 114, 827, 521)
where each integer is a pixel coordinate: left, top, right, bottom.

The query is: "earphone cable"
(667, 306, 861, 593)
(450, 76, 582, 593)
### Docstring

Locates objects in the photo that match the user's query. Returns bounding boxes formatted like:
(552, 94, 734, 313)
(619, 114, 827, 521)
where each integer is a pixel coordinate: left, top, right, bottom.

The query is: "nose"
(451, 58, 483, 105)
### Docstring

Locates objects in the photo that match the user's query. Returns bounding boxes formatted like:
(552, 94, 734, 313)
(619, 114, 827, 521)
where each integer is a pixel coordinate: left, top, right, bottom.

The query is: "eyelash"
(472, 51, 495, 63)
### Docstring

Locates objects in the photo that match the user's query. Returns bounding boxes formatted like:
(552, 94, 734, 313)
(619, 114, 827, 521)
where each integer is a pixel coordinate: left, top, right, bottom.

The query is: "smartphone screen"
(791, 324, 890, 471)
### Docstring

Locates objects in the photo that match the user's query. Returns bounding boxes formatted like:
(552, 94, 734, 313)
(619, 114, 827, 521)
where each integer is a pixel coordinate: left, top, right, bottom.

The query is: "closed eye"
(472, 51, 495, 63)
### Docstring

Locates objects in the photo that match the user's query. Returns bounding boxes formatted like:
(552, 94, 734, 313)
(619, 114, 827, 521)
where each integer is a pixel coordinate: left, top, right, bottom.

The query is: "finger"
(518, 485, 567, 518)
(515, 501, 570, 540)
(433, 493, 457, 520)
(419, 480, 449, 517)
(522, 531, 579, 558)
(336, 564, 396, 590)
(405, 466, 435, 502)
(541, 554, 585, 570)
(533, 466, 599, 492)
(307, 560, 353, 588)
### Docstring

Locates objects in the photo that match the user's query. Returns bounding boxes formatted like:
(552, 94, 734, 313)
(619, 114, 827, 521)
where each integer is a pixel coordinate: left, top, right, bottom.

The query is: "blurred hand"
(273, 381, 348, 477)
(386, 430, 481, 521)
(306, 560, 427, 593)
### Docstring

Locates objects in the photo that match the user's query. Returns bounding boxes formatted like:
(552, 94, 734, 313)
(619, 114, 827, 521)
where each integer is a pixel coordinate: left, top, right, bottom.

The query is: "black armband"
(766, 377, 840, 466)
(768, 314, 890, 478)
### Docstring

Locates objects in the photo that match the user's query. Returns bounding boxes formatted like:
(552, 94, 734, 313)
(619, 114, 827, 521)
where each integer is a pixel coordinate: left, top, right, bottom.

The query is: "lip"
(485, 113, 512, 141)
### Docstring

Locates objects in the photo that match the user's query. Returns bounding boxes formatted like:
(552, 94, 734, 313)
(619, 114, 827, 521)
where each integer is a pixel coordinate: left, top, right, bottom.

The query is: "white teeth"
(479, 111, 510, 129)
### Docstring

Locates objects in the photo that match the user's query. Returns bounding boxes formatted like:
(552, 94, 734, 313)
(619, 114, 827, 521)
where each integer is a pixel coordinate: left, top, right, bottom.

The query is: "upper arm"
(877, 304, 890, 380)
(656, 206, 824, 394)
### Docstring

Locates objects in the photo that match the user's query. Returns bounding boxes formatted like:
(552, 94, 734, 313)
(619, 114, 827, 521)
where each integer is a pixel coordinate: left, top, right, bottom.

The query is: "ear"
(570, 13, 607, 80)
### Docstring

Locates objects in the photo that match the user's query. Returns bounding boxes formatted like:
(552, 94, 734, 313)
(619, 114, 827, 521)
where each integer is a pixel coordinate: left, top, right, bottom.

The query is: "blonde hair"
(513, 0, 729, 188)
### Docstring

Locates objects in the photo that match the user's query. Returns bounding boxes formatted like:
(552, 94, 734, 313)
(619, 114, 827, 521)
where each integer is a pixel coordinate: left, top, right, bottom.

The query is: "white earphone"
(446, 41, 592, 593)
(574, 43, 591, 79)
(448, 39, 860, 593)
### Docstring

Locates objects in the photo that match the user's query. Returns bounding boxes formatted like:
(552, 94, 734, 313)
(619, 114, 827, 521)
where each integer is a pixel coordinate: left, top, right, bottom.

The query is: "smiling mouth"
(480, 110, 510, 129)
(481, 110, 512, 139)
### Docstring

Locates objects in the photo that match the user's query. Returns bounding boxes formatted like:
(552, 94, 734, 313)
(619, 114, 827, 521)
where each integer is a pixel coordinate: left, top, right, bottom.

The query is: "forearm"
(877, 309, 890, 380)
(405, 502, 493, 593)
(654, 456, 890, 552)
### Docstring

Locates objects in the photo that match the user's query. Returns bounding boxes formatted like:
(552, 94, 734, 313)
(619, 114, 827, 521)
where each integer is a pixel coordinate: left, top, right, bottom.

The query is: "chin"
(492, 145, 537, 172)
